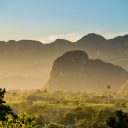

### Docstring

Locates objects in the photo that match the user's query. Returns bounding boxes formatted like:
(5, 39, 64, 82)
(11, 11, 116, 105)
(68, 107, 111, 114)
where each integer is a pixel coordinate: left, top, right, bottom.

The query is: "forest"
(1, 87, 128, 128)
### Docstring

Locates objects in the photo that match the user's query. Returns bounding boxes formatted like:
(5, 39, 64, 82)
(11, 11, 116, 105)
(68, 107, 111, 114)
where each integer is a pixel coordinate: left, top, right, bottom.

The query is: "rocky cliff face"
(44, 50, 128, 92)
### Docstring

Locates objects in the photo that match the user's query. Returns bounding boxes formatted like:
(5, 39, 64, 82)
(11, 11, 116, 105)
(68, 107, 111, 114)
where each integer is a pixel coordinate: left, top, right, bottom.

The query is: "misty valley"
(1, 33, 128, 127)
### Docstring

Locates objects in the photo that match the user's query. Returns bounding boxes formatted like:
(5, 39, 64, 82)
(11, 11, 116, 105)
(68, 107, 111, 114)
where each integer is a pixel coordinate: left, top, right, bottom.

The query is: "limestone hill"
(44, 50, 128, 92)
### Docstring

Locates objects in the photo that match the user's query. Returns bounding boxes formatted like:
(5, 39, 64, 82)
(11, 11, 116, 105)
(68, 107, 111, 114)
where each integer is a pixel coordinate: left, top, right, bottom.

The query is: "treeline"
(5, 89, 128, 105)
(2, 88, 128, 127)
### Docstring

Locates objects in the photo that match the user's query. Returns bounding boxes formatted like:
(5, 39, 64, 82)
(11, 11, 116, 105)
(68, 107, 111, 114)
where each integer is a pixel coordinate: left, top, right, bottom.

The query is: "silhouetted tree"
(0, 88, 17, 122)
(107, 110, 128, 128)
(106, 85, 110, 104)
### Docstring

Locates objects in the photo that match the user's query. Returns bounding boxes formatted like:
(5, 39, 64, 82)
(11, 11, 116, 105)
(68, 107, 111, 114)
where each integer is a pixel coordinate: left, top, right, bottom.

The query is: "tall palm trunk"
(106, 85, 110, 104)
(108, 89, 109, 104)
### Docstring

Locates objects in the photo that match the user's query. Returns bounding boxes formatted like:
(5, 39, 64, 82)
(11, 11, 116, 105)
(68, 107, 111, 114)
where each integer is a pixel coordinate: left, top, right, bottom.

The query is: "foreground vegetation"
(1, 88, 128, 127)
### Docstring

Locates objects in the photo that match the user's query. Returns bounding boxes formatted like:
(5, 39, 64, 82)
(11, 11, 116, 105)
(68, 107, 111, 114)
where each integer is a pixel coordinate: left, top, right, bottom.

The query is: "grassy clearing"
(6, 100, 22, 104)
(6, 100, 115, 108)
(49, 103, 115, 112)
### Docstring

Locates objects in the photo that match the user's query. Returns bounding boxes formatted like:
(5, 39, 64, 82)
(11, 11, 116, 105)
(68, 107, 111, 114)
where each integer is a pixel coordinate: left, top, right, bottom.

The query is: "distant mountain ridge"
(1, 33, 128, 59)
(0, 33, 128, 90)
(43, 50, 128, 92)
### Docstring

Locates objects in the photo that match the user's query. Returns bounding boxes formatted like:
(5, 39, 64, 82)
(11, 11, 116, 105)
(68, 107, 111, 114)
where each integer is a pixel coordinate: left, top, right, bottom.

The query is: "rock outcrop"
(44, 50, 128, 92)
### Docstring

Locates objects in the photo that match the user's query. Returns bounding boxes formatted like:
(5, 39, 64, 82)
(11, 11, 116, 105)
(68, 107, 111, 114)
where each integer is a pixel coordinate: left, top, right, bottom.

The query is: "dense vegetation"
(1, 88, 128, 127)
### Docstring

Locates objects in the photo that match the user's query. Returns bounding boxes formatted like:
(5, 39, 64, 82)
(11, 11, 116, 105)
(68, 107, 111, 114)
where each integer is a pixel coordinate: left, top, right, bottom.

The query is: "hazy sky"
(0, 0, 128, 43)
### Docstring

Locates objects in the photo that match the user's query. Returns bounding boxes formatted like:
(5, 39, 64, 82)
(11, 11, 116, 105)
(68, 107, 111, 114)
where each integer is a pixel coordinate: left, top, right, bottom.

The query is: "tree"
(76, 119, 90, 128)
(26, 95, 37, 102)
(0, 88, 17, 122)
(35, 115, 44, 126)
(94, 108, 114, 124)
(115, 102, 127, 109)
(106, 85, 110, 104)
(36, 89, 41, 93)
(62, 100, 69, 105)
(46, 123, 64, 128)
(106, 110, 128, 128)
(73, 107, 85, 121)
(43, 89, 47, 93)
(12, 92, 17, 100)
(62, 111, 75, 125)
(83, 107, 95, 121)
(74, 100, 80, 106)
(55, 100, 60, 105)
(14, 112, 35, 128)
(36, 89, 41, 96)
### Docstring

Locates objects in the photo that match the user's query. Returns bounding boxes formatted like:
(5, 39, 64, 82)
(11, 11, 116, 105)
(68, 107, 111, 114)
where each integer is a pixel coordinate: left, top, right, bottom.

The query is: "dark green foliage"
(35, 115, 44, 126)
(94, 108, 114, 123)
(26, 95, 37, 101)
(107, 117, 116, 127)
(115, 102, 127, 109)
(2, 112, 36, 127)
(83, 107, 95, 121)
(62, 100, 69, 105)
(0, 88, 18, 121)
(25, 104, 49, 115)
(61, 107, 95, 125)
(0, 88, 6, 104)
(74, 100, 80, 105)
(62, 111, 75, 125)
(107, 110, 128, 128)
(46, 123, 64, 128)
(98, 122, 109, 128)
(91, 121, 99, 128)
(4, 89, 128, 127)
(55, 100, 60, 105)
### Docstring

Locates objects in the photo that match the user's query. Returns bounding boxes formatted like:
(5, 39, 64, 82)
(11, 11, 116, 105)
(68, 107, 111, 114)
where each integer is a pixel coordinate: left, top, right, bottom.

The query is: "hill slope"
(43, 50, 128, 92)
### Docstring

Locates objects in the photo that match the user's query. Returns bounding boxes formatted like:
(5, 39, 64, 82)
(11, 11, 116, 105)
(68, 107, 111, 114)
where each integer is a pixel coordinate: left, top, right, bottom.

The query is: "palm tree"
(106, 85, 110, 104)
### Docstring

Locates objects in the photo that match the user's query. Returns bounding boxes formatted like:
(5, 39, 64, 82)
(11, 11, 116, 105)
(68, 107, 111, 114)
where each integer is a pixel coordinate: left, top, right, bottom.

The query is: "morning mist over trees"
(0, 33, 128, 90)
(0, 0, 128, 127)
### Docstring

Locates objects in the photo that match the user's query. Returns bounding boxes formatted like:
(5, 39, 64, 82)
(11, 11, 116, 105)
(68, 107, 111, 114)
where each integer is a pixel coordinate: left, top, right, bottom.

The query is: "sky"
(0, 0, 128, 43)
